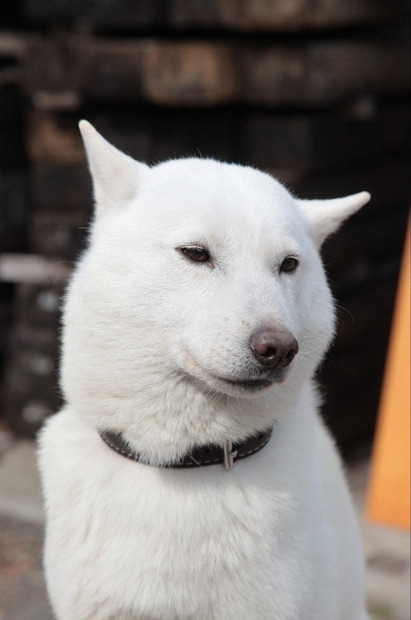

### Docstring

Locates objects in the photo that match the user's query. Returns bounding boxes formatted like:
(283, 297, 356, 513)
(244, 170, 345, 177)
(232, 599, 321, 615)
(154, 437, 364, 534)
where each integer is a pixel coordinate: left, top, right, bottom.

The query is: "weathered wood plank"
(241, 42, 408, 105)
(27, 109, 85, 165)
(141, 42, 238, 105)
(0, 254, 72, 284)
(28, 209, 89, 259)
(14, 283, 65, 328)
(30, 164, 91, 210)
(21, 36, 409, 108)
(3, 326, 62, 434)
(22, 0, 402, 30)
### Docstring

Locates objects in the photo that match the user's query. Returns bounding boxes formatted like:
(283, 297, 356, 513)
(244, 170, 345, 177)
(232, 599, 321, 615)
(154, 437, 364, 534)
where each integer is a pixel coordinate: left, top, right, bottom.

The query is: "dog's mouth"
(176, 347, 290, 397)
(214, 370, 286, 393)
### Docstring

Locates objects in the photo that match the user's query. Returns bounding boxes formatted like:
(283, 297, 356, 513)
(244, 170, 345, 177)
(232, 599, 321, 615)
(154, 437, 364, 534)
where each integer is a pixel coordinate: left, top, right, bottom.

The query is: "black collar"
(98, 427, 273, 470)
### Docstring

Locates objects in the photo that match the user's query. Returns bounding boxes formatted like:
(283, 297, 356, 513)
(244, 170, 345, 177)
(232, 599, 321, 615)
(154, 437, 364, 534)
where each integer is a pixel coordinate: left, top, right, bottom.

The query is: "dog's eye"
(180, 247, 210, 263)
(280, 256, 299, 273)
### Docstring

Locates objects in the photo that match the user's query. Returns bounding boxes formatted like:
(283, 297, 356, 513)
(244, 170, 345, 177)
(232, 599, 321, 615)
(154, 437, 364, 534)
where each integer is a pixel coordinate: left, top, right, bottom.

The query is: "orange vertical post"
(366, 218, 410, 529)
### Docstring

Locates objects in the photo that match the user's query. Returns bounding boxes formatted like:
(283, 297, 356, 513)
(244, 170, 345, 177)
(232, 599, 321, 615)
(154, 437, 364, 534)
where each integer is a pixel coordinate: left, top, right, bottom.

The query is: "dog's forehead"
(144, 158, 302, 233)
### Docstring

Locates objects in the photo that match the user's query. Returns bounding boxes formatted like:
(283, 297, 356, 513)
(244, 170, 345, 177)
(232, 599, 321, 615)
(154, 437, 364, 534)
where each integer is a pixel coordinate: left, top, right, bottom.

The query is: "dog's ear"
(295, 192, 371, 247)
(79, 120, 149, 217)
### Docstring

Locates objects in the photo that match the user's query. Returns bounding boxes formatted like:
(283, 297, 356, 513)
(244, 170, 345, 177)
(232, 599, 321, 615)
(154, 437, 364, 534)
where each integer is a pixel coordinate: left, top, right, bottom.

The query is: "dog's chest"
(46, 433, 310, 619)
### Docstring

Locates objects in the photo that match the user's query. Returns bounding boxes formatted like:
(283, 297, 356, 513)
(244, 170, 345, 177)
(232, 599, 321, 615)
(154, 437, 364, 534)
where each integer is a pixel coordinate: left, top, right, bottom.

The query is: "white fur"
(38, 120, 371, 620)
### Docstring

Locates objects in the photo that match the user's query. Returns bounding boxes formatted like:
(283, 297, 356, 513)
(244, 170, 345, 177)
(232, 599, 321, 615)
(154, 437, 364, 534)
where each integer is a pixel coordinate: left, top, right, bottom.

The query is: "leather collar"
(98, 427, 273, 470)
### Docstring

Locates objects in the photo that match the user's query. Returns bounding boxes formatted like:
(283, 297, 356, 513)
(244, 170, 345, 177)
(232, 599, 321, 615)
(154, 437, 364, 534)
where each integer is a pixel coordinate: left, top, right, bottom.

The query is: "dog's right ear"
(79, 120, 149, 218)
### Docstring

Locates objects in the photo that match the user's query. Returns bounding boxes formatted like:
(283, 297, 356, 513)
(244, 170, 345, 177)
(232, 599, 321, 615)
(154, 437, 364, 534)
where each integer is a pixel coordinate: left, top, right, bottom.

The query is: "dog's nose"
(250, 329, 299, 369)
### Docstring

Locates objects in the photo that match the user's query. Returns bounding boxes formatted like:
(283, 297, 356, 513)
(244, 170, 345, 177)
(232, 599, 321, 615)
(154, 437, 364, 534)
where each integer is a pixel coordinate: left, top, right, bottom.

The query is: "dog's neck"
(68, 367, 312, 466)
(98, 426, 274, 470)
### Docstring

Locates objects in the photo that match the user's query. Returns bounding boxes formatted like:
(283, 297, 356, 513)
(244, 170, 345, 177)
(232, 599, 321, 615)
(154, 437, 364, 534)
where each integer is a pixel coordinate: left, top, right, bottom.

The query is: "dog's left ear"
(295, 191, 371, 247)
(79, 120, 149, 218)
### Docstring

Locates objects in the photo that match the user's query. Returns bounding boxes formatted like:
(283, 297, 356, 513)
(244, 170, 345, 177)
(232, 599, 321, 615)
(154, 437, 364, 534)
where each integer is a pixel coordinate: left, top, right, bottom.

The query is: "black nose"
(250, 329, 299, 369)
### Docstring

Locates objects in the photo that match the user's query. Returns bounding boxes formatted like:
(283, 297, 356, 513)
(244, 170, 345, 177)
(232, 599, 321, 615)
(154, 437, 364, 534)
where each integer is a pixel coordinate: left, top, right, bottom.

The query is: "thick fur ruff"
(38, 121, 370, 620)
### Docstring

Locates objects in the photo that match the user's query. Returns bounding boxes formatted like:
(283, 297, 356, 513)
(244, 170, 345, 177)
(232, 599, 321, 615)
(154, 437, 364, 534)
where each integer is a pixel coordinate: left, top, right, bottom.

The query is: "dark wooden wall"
(0, 0, 409, 449)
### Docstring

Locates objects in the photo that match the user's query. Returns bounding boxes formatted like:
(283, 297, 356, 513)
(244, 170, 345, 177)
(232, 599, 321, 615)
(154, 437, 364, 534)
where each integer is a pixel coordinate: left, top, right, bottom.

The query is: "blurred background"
(0, 1, 409, 619)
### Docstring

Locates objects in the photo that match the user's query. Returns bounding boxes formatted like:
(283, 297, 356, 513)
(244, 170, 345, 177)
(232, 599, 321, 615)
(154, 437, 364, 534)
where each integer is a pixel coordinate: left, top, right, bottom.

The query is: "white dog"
(38, 120, 371, 620)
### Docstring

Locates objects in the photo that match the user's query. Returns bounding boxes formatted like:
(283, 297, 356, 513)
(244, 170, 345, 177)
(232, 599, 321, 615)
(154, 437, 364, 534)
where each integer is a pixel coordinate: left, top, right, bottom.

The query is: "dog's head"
(60, 121, 369, 448)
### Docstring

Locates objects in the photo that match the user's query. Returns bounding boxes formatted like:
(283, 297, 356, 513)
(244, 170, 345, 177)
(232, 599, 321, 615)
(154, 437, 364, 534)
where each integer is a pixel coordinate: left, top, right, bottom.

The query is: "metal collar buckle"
(223, 440, 238, 470)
